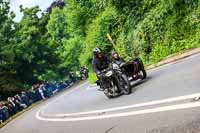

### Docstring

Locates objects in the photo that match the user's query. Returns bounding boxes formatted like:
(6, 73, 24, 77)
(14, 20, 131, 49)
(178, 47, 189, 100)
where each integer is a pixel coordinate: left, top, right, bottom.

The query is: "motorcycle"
(97, 63, 131, 98)
(80, 69, 89, 80)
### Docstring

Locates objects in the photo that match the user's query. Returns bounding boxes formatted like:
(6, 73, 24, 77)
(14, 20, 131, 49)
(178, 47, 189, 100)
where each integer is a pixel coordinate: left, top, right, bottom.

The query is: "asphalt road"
(1, 53, 200, 133)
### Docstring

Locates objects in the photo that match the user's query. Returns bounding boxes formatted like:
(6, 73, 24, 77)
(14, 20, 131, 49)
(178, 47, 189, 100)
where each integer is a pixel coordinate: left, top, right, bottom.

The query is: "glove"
(96, 71, 102, 78)
(97, 71, 101, 75)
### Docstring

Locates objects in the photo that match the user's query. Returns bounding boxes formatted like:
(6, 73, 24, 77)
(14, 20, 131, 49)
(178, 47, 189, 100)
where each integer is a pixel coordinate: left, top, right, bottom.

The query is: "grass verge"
(88, 72, 98, 84)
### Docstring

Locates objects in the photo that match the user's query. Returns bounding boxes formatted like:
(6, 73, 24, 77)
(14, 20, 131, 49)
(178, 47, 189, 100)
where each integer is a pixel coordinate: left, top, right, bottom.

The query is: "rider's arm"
(92, 58, 100, 74)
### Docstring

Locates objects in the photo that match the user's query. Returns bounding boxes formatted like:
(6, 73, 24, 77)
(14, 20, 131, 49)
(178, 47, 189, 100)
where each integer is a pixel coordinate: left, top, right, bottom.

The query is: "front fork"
(103, 77, 120, 96)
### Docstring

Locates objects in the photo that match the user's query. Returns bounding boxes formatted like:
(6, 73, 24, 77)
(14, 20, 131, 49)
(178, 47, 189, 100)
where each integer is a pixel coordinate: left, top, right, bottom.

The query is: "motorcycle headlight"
(105, 71, 113, 77)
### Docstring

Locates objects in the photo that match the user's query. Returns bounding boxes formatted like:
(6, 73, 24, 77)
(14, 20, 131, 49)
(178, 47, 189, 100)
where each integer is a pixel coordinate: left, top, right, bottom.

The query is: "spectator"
(43, 83, 52, 98)
(0, 79, 77, 124)
(7, 97, 18, 114)
(1, 102, 10, 122)
(6, 103, 16, 116)
(15, 95, 22, 103)
(48, 82, 58, 94)
(32, 85, 41, 101)
(21, 92, 31, 106)
(27, 90, 37, 103)
(14, 96, 27, 109)
(38, 85, 45, 99)
(0, 102, 4, 123)
(11, 97, 22, 111)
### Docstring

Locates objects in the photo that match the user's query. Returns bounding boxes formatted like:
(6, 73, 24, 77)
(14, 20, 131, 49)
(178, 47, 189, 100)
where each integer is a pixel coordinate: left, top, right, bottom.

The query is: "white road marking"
(36, 101, 200, 121)
(40, 93, 200, 117)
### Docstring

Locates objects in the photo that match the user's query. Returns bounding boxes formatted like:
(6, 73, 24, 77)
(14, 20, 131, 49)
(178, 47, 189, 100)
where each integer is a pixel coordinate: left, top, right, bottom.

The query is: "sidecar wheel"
(137, 58, 147, 79)
(140, 69, 147, 79)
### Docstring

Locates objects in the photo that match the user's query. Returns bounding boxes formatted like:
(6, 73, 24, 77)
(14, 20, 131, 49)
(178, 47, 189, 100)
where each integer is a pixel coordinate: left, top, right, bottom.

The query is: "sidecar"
(120, 58, 147, 81)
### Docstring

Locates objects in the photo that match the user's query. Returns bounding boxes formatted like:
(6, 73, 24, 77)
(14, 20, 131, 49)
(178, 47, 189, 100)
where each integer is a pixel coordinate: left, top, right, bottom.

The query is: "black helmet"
(93, 47, 101, 55)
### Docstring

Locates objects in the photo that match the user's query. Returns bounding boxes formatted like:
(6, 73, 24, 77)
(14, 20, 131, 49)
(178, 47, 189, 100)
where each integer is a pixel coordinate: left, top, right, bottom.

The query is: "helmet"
(93, 47, 101, 55)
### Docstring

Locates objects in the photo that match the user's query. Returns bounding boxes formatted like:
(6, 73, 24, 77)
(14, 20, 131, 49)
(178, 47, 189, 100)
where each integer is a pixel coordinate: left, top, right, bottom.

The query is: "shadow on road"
(131, 76, 152, 93)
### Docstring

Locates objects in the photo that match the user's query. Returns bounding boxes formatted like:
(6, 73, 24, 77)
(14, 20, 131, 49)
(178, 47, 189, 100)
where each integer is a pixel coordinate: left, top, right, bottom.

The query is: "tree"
(13, 6, 59, 84)
(0, 0, 17, 98)
(47, 8, 69, 48)
(80, 7, 119, 67)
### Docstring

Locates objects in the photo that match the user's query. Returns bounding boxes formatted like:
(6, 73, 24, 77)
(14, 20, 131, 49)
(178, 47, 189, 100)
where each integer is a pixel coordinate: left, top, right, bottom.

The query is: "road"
(1, 53, 200, 133)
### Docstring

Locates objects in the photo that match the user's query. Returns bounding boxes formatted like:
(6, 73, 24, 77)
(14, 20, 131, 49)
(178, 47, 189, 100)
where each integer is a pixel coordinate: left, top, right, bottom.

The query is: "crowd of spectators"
(0, 81, 71, 124)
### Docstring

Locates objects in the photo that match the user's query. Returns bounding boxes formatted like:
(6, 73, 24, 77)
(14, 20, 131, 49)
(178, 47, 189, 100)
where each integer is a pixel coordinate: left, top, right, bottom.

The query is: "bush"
(88, 71, 98, 84)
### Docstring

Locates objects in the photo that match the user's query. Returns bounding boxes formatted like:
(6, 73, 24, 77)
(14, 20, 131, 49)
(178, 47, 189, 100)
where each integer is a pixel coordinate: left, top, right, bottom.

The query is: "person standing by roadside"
(7, 97, 18, 113)
(39, 84, 45, 99)
(0, 102, 4, 124)
(21, 92, 31, 106)
(1, 102, 10, 122)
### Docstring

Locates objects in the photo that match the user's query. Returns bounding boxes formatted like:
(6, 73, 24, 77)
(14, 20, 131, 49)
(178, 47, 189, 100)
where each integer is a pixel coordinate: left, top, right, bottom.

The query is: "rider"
(80, 67, 88, 78)
(112, 51, 140, 79)
(111, 51, 125, 65)
(92, 48, 111, 89)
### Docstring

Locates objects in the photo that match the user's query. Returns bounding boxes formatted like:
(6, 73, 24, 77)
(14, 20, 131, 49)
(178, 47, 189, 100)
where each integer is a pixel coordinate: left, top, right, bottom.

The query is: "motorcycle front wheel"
(103, 88, 114, 99)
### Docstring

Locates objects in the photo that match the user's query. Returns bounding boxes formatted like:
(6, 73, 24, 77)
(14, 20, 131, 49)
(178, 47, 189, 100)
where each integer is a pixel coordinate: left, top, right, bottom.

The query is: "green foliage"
(80, 7, 119, 66)
(60, 36, 83, 70)
(88, 71, 98, 84)
(0, 0, 17, 97)
(63, 0, 92, 36)
(0, 5, 59, 97)
(47, 8, 69, 46)
(38, 70, 58, 81)
(13, 6, 58, 84)
(130, 0, 199, 55)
